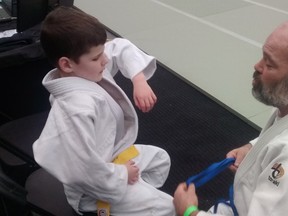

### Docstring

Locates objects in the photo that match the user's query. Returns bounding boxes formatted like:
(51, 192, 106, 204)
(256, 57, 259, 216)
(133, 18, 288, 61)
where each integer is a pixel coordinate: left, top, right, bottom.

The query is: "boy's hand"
(132, 72, 157, 112)
(125, 160, 139, 185)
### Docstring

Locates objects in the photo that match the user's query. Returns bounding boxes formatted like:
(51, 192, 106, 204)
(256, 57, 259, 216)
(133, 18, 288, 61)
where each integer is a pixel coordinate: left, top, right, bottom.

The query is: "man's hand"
(173, 183, 199, 216)
(226, 143, 252, 172)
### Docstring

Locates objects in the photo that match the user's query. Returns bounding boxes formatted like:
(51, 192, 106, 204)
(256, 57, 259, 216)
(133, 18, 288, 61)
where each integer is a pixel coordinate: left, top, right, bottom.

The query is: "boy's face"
(71, 45, 108, 82)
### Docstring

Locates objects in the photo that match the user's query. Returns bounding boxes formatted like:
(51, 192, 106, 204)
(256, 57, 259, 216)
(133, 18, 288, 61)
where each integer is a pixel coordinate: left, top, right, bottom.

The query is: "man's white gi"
(33, 38, 175, 216)
(197, 109, 288, 216)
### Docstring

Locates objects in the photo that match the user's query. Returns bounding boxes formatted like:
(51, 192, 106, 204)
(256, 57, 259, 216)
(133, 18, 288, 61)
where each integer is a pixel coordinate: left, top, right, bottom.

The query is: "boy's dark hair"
(40, 6, 107, 66)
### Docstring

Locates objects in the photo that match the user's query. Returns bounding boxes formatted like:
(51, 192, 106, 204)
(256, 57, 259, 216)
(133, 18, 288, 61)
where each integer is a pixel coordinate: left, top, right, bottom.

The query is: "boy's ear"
(58, 57, 74, 73)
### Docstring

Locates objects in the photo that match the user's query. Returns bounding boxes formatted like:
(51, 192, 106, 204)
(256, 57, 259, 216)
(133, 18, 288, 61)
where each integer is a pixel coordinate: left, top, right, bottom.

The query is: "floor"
(74, 0, 288, 129)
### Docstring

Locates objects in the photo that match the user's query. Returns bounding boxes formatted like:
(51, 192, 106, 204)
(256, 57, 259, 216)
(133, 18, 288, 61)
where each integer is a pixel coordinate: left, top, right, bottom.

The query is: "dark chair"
(0, 165, 30, 216)
(25, 168, 78, 216)
(0, 111, 48, 185)
(0, 111, 78, 215)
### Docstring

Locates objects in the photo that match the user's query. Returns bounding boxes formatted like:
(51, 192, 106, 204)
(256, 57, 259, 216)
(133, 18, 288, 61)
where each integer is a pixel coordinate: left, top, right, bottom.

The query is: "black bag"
(0, 24, 45, 68)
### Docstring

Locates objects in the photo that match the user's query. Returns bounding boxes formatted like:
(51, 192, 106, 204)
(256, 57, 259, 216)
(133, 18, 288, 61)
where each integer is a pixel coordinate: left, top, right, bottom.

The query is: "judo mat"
(114, 63, 260, 210)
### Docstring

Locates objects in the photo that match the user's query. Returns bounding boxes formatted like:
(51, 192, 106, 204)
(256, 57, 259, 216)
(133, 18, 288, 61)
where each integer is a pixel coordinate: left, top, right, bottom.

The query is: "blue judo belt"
(186, 157, 238, 216)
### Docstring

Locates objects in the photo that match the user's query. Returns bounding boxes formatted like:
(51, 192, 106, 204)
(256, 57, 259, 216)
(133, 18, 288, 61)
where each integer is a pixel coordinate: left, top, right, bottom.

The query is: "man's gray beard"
(252, 77, 288, 108)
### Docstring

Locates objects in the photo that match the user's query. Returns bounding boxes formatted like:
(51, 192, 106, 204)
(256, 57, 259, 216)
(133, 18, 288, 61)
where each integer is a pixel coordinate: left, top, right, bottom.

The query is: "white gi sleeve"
(104, 38, 156, 80)
(249, 137, 259, 146)
(197, 211, 227, 216)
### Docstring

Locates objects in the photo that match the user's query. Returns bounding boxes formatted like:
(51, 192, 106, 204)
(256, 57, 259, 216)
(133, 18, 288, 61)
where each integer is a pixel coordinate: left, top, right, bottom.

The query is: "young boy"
(33, 6, 176, 216)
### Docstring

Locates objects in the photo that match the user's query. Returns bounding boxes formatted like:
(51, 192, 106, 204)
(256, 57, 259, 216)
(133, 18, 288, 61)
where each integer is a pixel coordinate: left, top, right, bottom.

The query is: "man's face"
(252, 24, 288, 108)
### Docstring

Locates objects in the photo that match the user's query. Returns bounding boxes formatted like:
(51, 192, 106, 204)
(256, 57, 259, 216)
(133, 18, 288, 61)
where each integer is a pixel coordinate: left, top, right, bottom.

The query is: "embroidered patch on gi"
(268, 163, 284, 186)
(99, 209, 108, 216)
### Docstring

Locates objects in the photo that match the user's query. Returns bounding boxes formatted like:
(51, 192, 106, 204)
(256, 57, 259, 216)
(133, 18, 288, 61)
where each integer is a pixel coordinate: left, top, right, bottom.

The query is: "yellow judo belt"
(96, 145, 139, 216)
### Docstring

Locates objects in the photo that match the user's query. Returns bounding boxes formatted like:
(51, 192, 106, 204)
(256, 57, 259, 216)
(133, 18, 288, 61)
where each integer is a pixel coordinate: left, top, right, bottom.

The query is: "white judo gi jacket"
(33, 38, 175, 216)
(198, 109, 288, 216)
